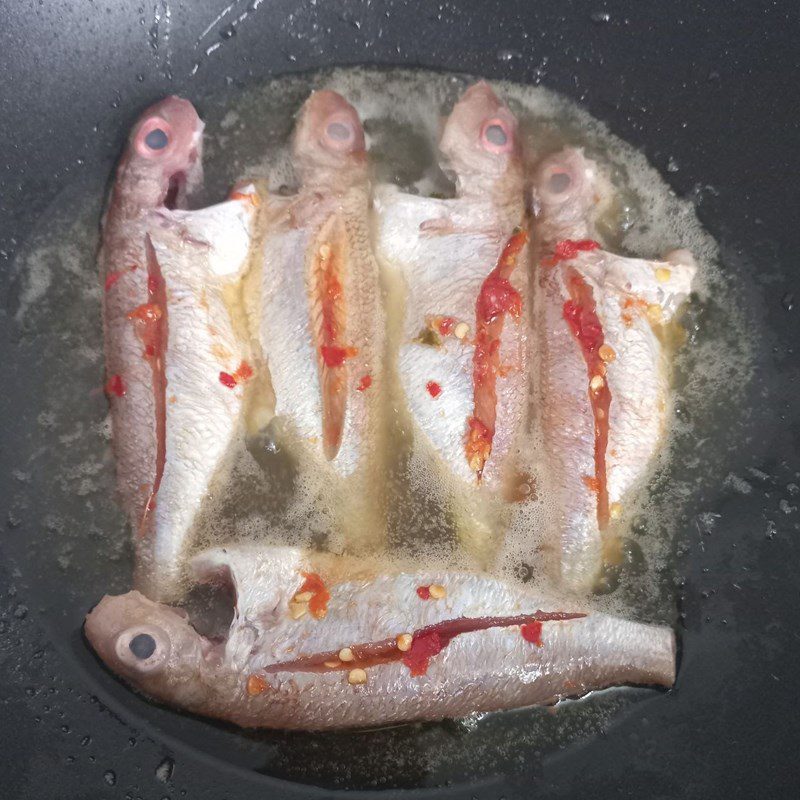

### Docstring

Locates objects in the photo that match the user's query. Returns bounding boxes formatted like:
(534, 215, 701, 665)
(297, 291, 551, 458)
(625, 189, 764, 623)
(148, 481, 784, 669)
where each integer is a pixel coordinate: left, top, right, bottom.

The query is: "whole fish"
(531, 148, 696, 590)
(374, 83, 528, 495)
(256, 90, 385, 550)
(85, 544, 675, 730)
(101, 97, 258, 599)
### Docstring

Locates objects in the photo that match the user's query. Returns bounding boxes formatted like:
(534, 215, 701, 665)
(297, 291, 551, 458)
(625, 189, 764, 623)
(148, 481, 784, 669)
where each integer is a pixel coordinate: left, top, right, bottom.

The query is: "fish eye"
(115, 625, 170, 673)
(322, 115, 362, 153)
(326, 121, 352, 142)
(135, 118, 173, 158)
(480, 118, 513, 154)
(539, 159, 582, 203)
(485, 124, 507, 147)
(129, 632, 157, 659)
(548, 171, 572, 193)
(144, 128, 169, 150)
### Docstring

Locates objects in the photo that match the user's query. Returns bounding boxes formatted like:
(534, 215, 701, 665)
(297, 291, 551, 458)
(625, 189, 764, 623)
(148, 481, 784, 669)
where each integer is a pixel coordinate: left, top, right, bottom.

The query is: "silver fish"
(256, 90, 385, 550)
(531, 148, 696, 589)
(374, 82, 528, 495)
(100, 97, 258, 599)
(85, 544, 675, 730)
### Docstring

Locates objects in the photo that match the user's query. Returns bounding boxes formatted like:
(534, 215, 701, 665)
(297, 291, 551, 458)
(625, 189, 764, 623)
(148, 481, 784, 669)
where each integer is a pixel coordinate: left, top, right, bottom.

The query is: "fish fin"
(590, 252, 695, 320)
(148, 193, 258, 279)
(419, 215, 456, 236)
(450, 492, 498, 569)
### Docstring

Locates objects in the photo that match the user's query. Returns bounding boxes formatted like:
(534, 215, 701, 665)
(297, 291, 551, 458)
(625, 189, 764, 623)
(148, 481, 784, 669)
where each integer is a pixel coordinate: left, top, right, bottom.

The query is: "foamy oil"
(6, 67, 755, 789)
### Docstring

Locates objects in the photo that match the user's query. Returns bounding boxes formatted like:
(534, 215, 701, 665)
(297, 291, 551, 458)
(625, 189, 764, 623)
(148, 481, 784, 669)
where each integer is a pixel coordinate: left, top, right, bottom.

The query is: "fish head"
(531, 147, 612, 238)
(438, 81, 521, 194)
(85, 591, 211, 703)
(118, 96, 204, 208)
(292, 90, 367, 184)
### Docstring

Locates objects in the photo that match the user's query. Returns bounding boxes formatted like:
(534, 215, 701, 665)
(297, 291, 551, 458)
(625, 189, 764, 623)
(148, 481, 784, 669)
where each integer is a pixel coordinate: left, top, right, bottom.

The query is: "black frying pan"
(1, 1, 799, 797)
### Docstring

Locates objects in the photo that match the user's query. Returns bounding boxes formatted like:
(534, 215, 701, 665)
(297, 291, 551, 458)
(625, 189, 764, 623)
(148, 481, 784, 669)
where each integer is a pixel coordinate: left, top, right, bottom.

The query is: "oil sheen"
(8, 68, 754, 789)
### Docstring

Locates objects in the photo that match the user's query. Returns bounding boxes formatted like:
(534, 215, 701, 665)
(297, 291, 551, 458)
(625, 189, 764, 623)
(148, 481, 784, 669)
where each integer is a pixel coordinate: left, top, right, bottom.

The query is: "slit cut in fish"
(309, 213, 353, 460)
(260, 610, 587, 674)
(132, 235, 168, 535)
(84, 545, 676, 730)
(467, 227, 529, 480)
(256, 89, 386, 553)
(100, 96, 259, 599)
(91, 83, 694, 732)
(562, 265, 612, 530)
(374, 81, 528, 495)
(531, 147, 696, 589)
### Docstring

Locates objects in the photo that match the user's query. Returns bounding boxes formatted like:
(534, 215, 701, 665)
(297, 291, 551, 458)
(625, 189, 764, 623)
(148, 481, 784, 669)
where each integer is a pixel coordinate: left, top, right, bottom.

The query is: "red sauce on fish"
(104, 272, 122, 292)
(466, 228, 528, 479)
(436, 316, 456, 336)
(298, 572, 330, 619)
(416, 585, 431, 600)
(104, 264, 137, 292)
(127, 235, 167, 534)
(357, 374, 372, 392)
(320, 345, 358, 368)
(562, 269, 611, 530)
(542, 239, 600, 267)
(476, 273, 523, 324)
(426, 381, 442, 398)
(520, 621, 543, 646)
(219, 361, 254, 389)
(582, 475, 601, 493)
(126, 303, 162, 324)
(262, 611, 585, 677)
(104, 373, 126, 397)
(403, 631, 444, 676)
(312, 228, 355, 459)
(247, 674, 269, 696)
(621, 295, 650, 327)
(320, 269, 343, 343)
(235, 361, 253, 381)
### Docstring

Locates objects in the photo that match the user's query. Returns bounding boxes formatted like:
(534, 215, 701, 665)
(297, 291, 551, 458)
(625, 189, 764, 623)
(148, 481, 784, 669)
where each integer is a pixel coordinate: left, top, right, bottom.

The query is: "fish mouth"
(163, 140, 202, 209)
(85, 591, 224, 676)
(163, 171, 185, 210)
(259, 611, 586, 678)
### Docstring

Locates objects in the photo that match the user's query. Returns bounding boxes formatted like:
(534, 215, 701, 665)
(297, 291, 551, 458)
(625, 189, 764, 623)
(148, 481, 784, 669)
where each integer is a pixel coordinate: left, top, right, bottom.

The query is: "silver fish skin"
(101, 97, 203, 543)
(84, 545, 675, 731)
(100, 96, 258, 599)
(531, 148, 696, 589)
(373, 82, 528, 494)
(257, 90, 385, 549)
(135, 187, 259, 599)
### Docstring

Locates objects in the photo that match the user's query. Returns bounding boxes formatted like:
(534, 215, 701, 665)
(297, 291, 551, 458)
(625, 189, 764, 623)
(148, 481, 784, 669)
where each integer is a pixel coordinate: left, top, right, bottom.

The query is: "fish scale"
(90, 85, 687, 733)
(138, 195, 256, 597)
(101, 97, 260, 601)
(257, 90, 386, 553)
(84, 544, 675, 730)
(532, 148, 695, 589)
(373, 83, 527, 498)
